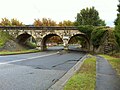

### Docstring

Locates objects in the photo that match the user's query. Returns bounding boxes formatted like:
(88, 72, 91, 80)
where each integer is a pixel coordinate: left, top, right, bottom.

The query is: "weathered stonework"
(0, 26, 90, 51)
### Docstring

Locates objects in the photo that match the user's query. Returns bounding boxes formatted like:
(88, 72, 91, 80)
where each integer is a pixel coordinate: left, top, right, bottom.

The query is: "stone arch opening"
(68, 34, 90, 51)
(16, 33, 37, 49)
(41, 34, 63, 51)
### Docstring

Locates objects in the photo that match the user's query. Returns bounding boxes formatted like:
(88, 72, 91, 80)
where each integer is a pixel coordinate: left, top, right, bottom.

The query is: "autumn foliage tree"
(11, 18, 24, 26)
(47, 36, 63, 44)
(34, 18, 57, 26)
(58, 20, 74, 26)
(0, 18, 24, 26)
(0, 18, 11, 26)
(34, 18, 75, 26)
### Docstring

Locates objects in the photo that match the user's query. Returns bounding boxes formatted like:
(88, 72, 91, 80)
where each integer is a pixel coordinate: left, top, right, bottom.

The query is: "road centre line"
(0, 52, 58, 65)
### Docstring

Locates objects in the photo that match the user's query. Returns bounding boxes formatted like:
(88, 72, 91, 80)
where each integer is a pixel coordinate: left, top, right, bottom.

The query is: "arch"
(68, 34, 90, 51)
(41, 33, 63, 51)
(16, 33, 36, 48)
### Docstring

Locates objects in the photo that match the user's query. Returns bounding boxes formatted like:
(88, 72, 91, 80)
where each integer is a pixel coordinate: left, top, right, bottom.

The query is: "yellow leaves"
(0, 18, 11, 26)
(58, 20, 74, 26)
(0, 18, 24, 26)
(0, 17, 74, 26)
(11, 18, 24, 26)
(33, 18, 74, 26)
(33, 18, 57, 26)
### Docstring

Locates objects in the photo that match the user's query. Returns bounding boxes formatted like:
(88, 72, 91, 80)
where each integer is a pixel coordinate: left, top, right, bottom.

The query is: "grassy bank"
(64, 55, 96, 90)
(0, 49, 40, 55)
(100, 55, 120, 75)
(0, 31, 13, 48)
(112, 53, 120, 58)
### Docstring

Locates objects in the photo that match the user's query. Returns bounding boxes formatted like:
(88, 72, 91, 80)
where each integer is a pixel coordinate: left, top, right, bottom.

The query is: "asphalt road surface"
(0, 48, 85, 90)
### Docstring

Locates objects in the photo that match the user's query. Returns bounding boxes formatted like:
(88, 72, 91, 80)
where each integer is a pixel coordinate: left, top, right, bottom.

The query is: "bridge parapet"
(0, 26, 78, 30)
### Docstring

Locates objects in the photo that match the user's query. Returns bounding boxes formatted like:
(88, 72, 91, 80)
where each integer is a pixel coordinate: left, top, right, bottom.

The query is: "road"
(0, 47, 85, 90)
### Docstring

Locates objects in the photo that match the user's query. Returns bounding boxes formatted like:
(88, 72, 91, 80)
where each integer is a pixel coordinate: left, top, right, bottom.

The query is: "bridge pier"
(63, 43, 69, 50)
(36, 43, 41, 50)
(63, 36, 69, 50)
(36, 38, 42, 50)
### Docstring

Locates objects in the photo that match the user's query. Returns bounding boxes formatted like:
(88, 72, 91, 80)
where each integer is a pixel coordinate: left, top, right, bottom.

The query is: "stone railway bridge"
(0, 26, 90, 51)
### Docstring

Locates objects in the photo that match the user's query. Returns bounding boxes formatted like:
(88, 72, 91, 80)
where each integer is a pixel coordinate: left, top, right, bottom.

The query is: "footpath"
(96, 56, 120, 90)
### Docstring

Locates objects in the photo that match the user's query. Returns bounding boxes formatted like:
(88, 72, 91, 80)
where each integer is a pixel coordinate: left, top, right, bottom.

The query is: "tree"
(11, 18, 24, 26)
(114, 0, 120, 47)
(0, 18, 11, 26)
(75, 7, 106, 26)
(47, 36, 63, 44)
(34, 19, 43, 26)
(114, 0, 120, 31)
(0, 18, 24, 26)
(33, 18, 56, 26)
(58, 20, 74, 26)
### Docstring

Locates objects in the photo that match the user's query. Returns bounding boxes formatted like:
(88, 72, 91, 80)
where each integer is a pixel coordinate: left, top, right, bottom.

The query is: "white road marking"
(0, 52, 59, 65)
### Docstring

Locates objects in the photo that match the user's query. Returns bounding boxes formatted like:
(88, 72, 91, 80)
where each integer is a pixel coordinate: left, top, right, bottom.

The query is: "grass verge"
(64, 55, 96, 90)
(0, 49, 40, 55)
(100, 55, 120, 76)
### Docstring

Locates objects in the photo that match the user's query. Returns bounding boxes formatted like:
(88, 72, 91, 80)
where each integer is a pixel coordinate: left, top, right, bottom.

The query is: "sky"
(0, 0, 118, 27)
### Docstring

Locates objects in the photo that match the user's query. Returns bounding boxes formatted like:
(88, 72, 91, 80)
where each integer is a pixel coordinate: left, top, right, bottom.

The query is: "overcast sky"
(0, 0, 118, 27)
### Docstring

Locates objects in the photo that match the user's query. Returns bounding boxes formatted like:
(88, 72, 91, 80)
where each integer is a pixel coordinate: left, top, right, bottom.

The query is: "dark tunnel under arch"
(16, 33, 36, 48)
(41, 34, 63, 51)
(68, 34, 90, 51)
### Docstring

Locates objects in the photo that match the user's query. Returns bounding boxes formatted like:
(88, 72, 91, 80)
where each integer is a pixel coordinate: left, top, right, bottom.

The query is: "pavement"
(96, 56, 120, 90)
(0, 64, 65, 90)
(0, 49, 85, 90)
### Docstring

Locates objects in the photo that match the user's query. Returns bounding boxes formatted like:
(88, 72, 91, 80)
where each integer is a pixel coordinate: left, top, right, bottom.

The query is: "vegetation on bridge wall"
(77, 25, 94, 39)
(77, 25, 118, 54)
(0, 31, 13, 48)
(91, 27, 107, 49)
(114, 31, 120, 48)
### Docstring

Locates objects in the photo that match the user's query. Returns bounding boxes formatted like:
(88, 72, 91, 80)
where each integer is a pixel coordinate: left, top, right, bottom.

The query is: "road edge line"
(0, 52, 58, 65)
(48, 54, 88, 90)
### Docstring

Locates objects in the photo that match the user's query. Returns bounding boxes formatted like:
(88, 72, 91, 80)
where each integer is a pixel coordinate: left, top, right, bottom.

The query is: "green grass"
(113, 53, 120, 58)
(0, 49, 40, 55)
(0, 31, 13, 48)
(64, 55, 96, 90)
(100, 55, 120, 76)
